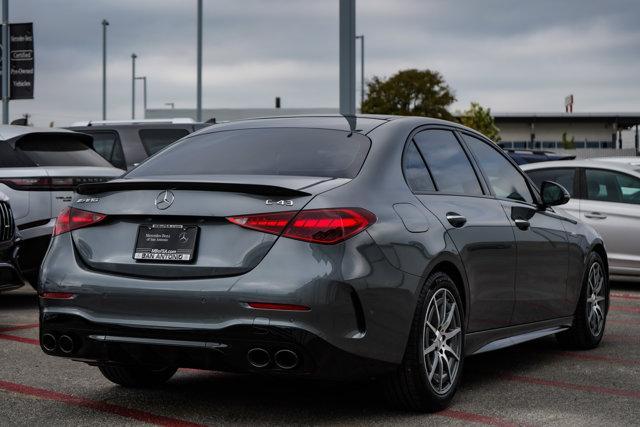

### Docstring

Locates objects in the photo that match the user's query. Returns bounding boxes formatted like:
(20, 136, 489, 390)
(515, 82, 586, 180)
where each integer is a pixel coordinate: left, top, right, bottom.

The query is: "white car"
(522, 157, 640, 282)
(0, 126, 123, 285)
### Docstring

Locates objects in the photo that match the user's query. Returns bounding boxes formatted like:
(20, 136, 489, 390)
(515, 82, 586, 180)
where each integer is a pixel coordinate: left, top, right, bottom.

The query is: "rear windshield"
(127, 128, 371, 179)
(16, 136, 112, 167)
(139, 128, 190, 156)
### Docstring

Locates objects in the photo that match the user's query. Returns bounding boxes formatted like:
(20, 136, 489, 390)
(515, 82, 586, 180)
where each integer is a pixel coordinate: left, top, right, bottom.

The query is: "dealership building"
(146, 108, 640, 155)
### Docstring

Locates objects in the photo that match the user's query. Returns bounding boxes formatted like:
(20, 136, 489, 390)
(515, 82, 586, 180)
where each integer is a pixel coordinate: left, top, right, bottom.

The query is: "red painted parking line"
(504, 374, 640, 400)
(0, 379, 205, 427)
(0, 323, 39, 333)
(0, 333, 39, 346)
(608, 318, 640, 326)
(611, 293, 640, 301)
(439, 409, 521, 427)
(555, 351, 639, 366)
(610, 305, 640, 314)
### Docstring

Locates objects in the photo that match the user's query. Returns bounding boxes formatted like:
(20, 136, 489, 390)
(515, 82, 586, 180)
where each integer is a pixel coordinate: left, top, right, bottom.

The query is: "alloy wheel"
(586, 262, 606, 336)
(423, 288, 462, 395)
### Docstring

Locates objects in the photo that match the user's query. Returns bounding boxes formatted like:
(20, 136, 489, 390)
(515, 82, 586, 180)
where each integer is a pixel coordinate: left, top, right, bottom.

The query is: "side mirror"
(540, 181, 570, 207)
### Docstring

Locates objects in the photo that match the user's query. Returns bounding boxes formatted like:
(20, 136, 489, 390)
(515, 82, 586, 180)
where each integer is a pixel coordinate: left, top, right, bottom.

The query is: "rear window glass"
(139, 128, 189, 156)
(84, 131, 126, 169)
(128, 128, 371, 179)
(0, 143, 35, 167)
(16, 136, 112, 167)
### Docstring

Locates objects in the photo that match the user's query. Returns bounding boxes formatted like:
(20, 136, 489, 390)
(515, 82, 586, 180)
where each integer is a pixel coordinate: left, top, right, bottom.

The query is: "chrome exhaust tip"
(58, 335, 75, 354)
(247, 348, 270, 368)
(274, 349, 299, 370)
(41, 333, 57, 352)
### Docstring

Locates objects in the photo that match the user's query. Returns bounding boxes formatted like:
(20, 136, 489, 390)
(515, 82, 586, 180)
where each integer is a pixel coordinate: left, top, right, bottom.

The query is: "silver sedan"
(523, 157, 640, 282)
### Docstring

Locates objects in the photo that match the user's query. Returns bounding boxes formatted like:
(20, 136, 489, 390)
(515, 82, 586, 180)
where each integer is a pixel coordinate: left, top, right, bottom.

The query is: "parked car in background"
(0, 126, 123, 285)
(68, 119, 210, 170)
(523, 158, 640, 282)
(502, 148, 576, 165)
(40, 116, 608, 412)
(0, 191, 25, 293)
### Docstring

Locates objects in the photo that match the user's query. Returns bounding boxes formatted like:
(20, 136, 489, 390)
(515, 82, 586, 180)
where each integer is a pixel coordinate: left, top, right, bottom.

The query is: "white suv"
(0, 126, 123, 285)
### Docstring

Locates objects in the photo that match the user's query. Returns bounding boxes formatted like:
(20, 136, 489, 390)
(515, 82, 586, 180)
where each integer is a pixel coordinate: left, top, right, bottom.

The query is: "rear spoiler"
(76, 179, 310, 197)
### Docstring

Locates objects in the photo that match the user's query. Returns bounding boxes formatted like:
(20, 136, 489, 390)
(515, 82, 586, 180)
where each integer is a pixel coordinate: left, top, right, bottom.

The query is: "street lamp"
(196, 0, 203, 122)
(101, 19, 109, 120)
(356, 34, 364, 110)
(131, 53, 137, 119)
(135, 76, 147, 119)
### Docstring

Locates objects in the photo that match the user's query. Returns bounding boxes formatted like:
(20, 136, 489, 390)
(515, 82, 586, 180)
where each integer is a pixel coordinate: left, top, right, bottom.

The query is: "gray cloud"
(9, 0, 640, 126)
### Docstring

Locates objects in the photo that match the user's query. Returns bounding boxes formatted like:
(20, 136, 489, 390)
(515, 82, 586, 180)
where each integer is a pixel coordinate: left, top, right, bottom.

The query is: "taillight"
(0, 176, 112, 191)
(227, 208, 376, 244)
(39, 292, 76, 300)
(0, 177, 50, 190)
(53, 207, 107, 236)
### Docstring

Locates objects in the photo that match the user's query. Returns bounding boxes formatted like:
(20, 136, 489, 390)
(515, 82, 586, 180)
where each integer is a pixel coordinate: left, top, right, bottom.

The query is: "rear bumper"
(39, 312, 395, 379)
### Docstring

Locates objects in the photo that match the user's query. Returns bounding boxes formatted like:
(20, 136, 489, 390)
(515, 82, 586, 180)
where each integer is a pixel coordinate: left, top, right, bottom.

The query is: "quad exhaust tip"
(247, 348, 270, 368)
(58, 335, 75, 354)
(41, 333, 57, 352)
(274, 349, 299, 370)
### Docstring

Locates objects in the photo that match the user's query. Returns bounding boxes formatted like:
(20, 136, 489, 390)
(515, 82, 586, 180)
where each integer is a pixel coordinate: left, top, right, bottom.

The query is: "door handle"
(514, 219, 530, 230)
(446, 212, 467, 228)
(584, 212, 607, 220)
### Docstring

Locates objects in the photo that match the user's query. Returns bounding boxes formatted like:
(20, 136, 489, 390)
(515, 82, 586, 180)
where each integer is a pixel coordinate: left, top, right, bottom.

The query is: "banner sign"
(9, 23, 34, 100)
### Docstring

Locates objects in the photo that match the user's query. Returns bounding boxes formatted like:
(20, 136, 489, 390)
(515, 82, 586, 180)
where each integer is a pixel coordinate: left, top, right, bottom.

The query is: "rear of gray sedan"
(38, 119, 415, 382)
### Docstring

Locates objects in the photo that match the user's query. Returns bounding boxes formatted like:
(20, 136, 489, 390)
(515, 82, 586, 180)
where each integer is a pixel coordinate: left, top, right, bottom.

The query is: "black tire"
(556, 251, 608, 350)
(98, 365, 177, 388)
(385, 271, 465, 412)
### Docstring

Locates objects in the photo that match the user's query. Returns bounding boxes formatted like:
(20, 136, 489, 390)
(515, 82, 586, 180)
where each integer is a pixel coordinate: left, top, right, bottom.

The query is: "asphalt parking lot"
(1, 284, 638, 426)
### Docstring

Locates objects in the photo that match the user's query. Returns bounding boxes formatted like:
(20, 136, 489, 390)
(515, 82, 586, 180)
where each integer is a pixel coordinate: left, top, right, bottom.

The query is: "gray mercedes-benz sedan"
(39, 115, 609, 412)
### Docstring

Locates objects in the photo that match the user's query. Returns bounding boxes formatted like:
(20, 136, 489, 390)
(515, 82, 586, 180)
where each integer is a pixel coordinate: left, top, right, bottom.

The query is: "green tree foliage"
(459, 102, 501, 141)
(561, 132, 575, 150)
(361, 69, 456, 120)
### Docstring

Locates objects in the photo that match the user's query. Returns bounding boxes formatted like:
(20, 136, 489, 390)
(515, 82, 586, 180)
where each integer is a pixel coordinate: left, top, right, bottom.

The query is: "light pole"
(339, 0, 356, 116)
(135, 76, 147, 119)
(2, 0, 9, 124)
(196, 0, 203, 122)
(101, 19, 109, 120)
(356, 34, 364, 110)
(131, 53, 137, 119)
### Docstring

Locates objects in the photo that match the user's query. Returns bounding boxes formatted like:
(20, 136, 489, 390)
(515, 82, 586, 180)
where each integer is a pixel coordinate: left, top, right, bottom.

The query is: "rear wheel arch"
(591, 243, 608, 277)
(426, 260, 468, 319)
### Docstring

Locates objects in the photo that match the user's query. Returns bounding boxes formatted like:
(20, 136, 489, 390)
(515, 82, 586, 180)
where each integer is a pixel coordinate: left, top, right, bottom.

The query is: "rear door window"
(16, 135, 113, 167)
(139, 128, 189, 156)
(413, 129, 483, 195)
(526, 168, 576, 196)
(84, 131, 126, 169)
(585, 169, 640, 205)
(127, 128, 371, 179)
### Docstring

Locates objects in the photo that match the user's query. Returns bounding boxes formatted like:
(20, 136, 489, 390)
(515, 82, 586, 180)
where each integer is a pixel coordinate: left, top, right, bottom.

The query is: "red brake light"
(246, 302, 310, 311)
(53, 207, 107, 236)
(39, 292, 76, 300)
(227, 208, 376, 244)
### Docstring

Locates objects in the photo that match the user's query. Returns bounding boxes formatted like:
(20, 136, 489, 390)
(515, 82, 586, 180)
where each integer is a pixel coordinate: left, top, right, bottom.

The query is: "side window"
(462, 133, 533, 203)
(526, 168, 575, 197)
(139, 128, 189, 156)
(402, 141, 435, 192)
(87, 131, 126, 170)
(585, 169, 640, 205)
(413, 129, 482, 196)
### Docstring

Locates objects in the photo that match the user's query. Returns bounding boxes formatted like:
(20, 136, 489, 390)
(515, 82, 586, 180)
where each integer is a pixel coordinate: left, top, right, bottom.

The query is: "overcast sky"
(10, 0, 640, 126)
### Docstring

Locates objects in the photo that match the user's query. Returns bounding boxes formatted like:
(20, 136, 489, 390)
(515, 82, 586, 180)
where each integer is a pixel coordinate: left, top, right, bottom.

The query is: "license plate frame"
(133, 224, 199, 263)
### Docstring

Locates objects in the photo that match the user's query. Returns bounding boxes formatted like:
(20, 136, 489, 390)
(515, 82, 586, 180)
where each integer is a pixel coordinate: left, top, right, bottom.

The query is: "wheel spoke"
(439, 355, 444, 390)
(443, 327, 461, 341)
(424, 342, 437, 356)
(425, 320, 438, 335)
(442, 343, 460, 361)
(428, 353, 439, 381)
(442, 353, 453, 383)
(442, 302, 457, 331)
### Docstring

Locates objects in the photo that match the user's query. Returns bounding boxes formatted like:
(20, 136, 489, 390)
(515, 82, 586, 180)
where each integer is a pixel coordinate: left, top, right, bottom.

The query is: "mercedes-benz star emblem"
(179, 232, 189, 243)
(155, 190, 175, 210)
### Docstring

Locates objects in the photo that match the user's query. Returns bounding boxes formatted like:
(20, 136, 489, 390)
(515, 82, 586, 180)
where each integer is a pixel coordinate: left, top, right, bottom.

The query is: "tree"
(459, 102, 501, 141)
(361, 69, 456, 120)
